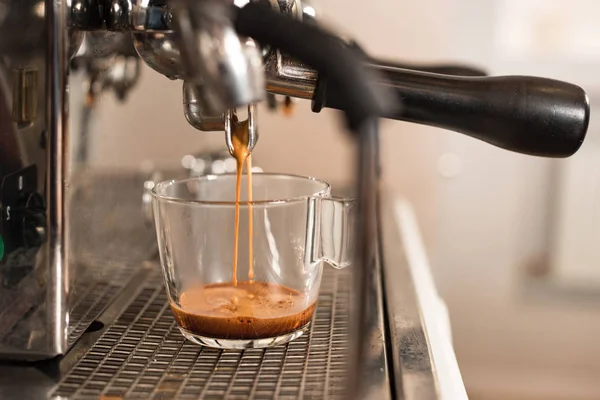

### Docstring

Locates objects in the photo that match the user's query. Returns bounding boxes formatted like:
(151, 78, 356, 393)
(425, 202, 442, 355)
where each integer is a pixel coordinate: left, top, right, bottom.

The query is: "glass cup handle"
(319, 197, 356, 269)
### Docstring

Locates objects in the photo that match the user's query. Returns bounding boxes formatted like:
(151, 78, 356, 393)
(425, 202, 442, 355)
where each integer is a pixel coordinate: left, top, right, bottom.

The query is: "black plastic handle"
(313, 66, 590, 158)
(369, 60, 487, 77)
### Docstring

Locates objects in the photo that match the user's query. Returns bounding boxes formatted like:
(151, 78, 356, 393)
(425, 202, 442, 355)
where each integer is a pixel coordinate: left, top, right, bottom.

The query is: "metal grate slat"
(51, 266, 350, 399)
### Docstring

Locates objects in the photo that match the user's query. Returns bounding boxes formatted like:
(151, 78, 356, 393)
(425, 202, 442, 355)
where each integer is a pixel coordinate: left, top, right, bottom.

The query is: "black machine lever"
(236, 3, 589, 158)
(370, 59, 487, 77)
(312, 65, 590, 158)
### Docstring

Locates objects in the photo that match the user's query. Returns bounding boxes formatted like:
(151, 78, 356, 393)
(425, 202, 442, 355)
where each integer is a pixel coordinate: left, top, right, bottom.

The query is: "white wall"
(79, 1, 600, 398)
(429, 1, 600, 399)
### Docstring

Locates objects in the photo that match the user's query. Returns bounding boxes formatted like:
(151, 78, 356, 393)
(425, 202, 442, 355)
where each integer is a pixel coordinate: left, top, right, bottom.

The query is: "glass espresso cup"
(152, 173, 354, 349)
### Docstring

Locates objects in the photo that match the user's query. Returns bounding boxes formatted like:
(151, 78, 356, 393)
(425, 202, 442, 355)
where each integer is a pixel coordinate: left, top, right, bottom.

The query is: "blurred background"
(70, 0, 600, 399)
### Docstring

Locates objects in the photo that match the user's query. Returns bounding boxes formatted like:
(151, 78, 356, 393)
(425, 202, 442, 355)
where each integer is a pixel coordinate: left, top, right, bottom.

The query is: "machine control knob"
(9, 192, 46, 249)
(19, 192, 46, 248)
(0, 192, 46, 288)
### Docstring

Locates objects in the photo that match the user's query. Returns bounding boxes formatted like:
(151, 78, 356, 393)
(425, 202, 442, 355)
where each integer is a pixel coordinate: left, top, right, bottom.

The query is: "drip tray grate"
(51, 267, 351, 399)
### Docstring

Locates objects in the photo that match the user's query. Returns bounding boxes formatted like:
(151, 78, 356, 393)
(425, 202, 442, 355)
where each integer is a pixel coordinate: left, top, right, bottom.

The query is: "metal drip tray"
(0, 192, 451, 399)
(52, 267, 352, 399)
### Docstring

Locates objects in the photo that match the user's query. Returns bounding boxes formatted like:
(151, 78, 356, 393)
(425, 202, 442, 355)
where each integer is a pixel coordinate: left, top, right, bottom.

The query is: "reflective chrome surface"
(106, 0, 134, 31)
(46, 0, 70, 358)
(73, 30, 136, 61)
(11, 68, 39, 126)
(0, 0, 146, 361)
(66, 0, 318, 133)
(225, 103, 259, 153)
(133, 31, 181, 79)
(172, 0, 265, 115)
(351, 119, 382, 399)
(72, 0, 171, 32)
(387, 197, 468, 399)
(381, 195, 439, 399)
(264, 51, 318, 99)
(182, 81, 224, 131)
(129, 0, 172, 32)
(0, 0, 60, 360)
(68, 31, 84, 61)
(121, 1, 181, 79)
(71, 0, 105, 30)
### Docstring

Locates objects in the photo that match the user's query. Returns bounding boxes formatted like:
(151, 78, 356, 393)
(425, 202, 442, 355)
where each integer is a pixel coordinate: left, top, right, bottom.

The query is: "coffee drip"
(229, 114, 254, 285)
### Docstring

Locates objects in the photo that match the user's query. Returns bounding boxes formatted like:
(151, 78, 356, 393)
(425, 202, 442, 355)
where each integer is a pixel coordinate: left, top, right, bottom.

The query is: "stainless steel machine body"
(0, 0, 67, 360)
(0, 0, 354, 363)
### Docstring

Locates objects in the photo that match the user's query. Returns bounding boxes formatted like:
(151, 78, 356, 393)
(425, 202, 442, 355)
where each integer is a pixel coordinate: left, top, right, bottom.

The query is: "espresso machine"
(0, 0, 590, 399)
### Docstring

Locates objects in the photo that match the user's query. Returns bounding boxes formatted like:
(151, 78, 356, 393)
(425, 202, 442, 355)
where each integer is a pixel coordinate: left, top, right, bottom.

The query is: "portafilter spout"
(170, 0, 265, 116)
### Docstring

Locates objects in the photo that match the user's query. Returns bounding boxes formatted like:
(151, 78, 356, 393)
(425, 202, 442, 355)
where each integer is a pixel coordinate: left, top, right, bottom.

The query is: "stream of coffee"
(229, 117, 253, 286)
(246, 156, 254, 282)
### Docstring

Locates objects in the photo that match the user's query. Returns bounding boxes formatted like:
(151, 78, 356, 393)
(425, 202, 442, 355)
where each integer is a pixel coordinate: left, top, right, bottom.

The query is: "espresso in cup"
(168, 116, 317, 343)
(171, 281, 316, 340)
(153, 142, 353, 348)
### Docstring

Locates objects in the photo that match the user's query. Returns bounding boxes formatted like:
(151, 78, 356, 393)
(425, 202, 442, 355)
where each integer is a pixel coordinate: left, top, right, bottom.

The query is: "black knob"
(313, 69, 590, 158)
(71, 0, 106, 30)
(21, 192, 46, 248)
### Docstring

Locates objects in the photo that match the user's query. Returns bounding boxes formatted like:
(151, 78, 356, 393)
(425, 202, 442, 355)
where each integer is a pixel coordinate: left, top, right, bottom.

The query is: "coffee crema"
(171, 282, 316, 339)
